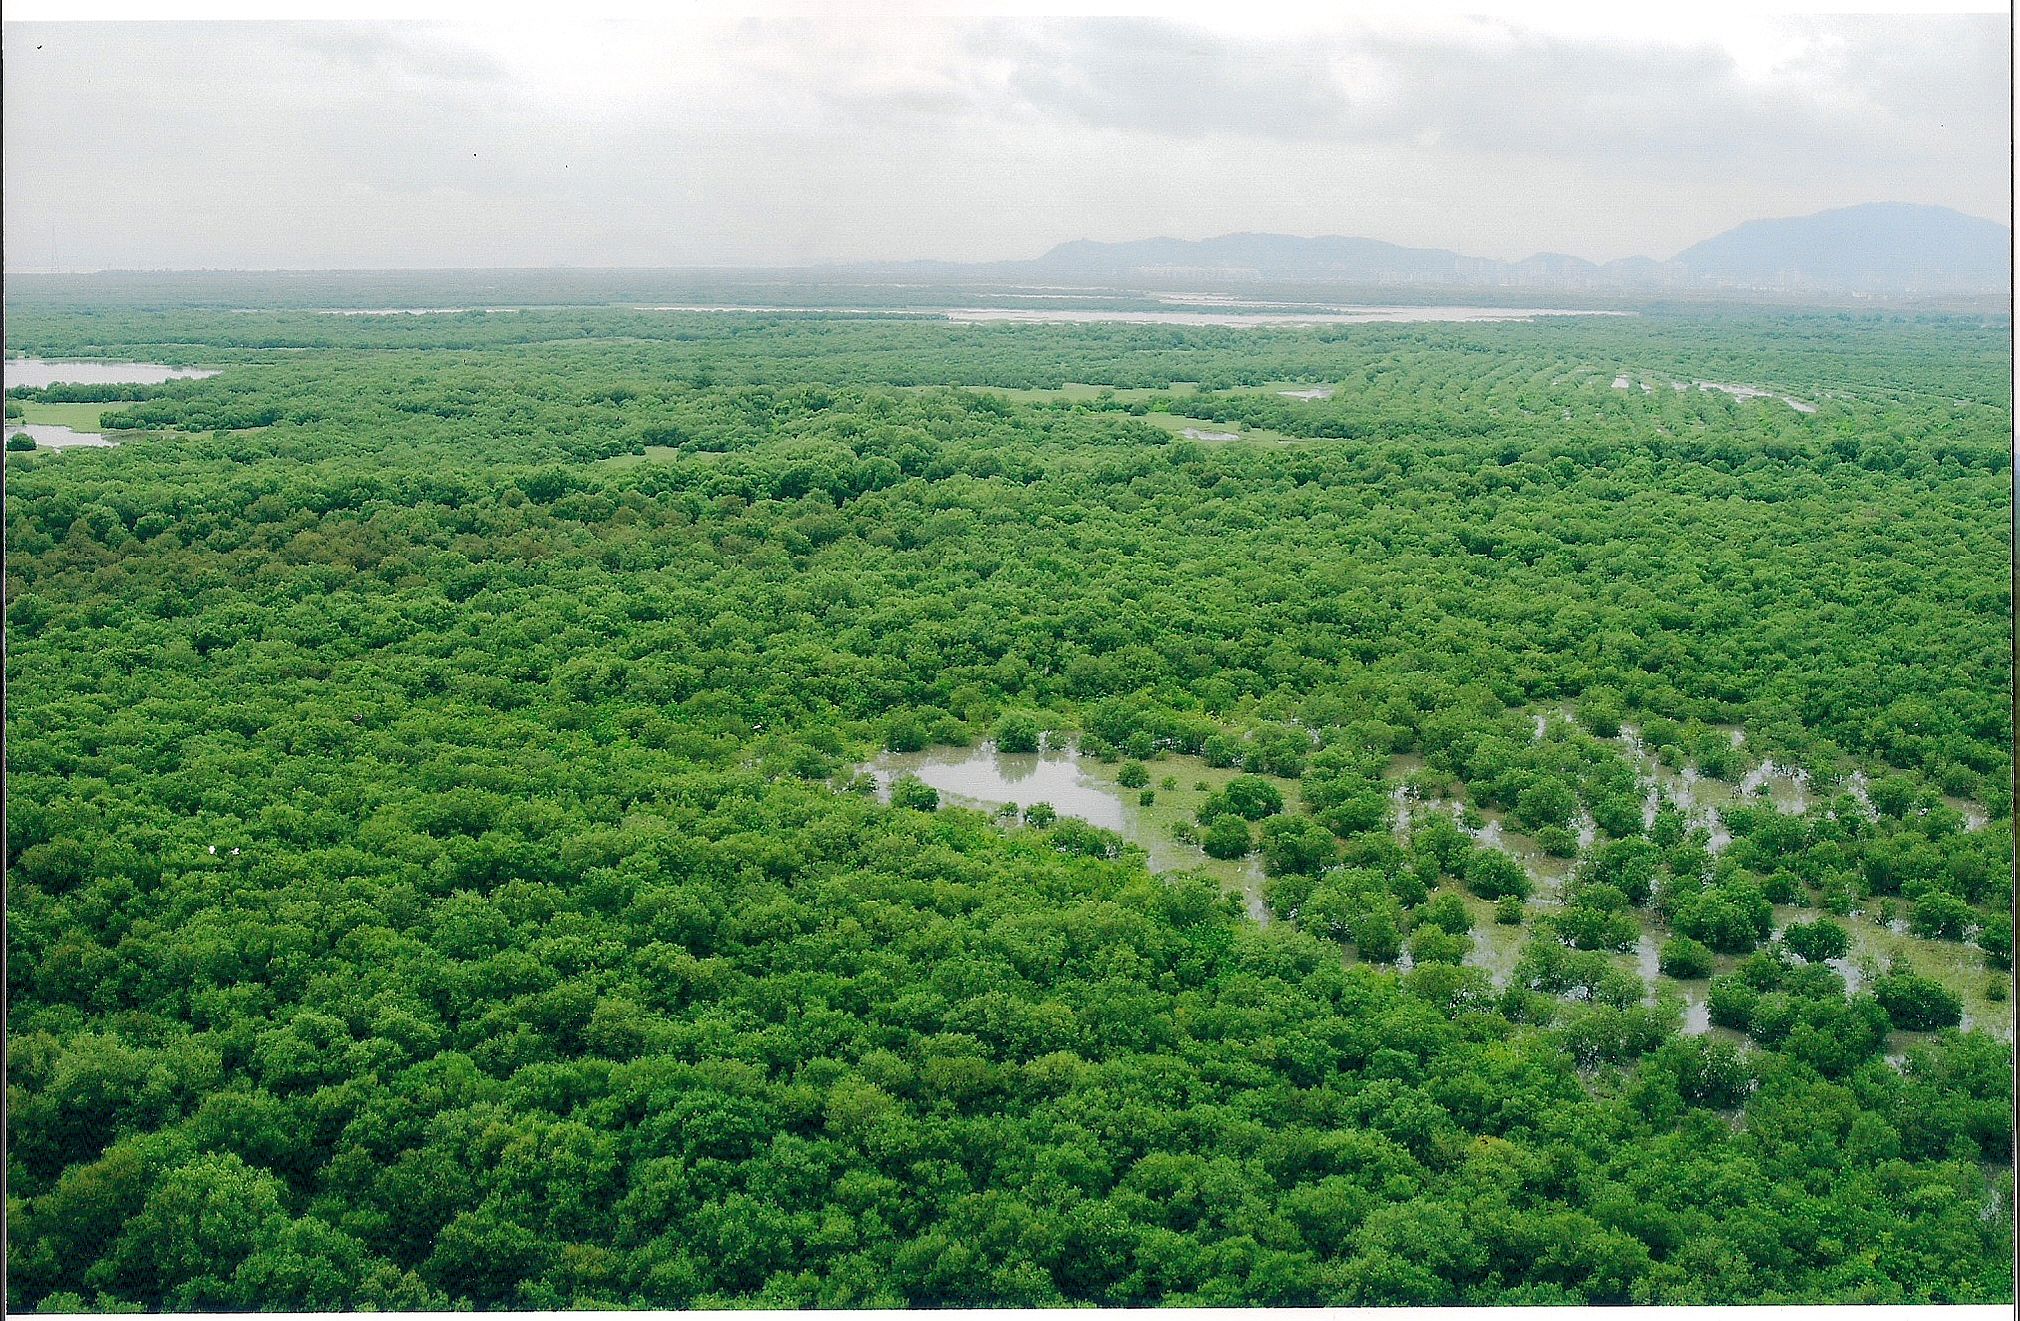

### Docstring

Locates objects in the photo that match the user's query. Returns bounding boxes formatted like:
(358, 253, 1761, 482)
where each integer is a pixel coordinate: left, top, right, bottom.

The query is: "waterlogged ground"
(1139, 412, 1299, 445)
(1609, 370, 1818, 413)
(594, 445, 683, 470)
(5, 423, 115, 451)
(1813, 905, 2011, 1040)
(12, 401, 123, 429)
(5, 401, 132, 452)
(5, 369, 217, 455)
(1397, 712, 2005, 1039)
(864, 743, 1291, 923)
(866, 720, 2009, 1043)
(929, 384, 1302, 444)
(943, 382, 1204, 404)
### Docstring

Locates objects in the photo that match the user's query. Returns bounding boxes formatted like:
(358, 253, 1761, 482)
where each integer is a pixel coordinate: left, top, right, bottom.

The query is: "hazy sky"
(2, 11, 2010, 270)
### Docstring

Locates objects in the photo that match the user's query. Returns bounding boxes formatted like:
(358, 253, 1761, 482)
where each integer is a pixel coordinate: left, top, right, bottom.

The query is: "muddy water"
(866, 729, 2008, 1044)
(3, 359, 217, 388)
(1394, 714, 2000, 1038)
(1942, 794, 1991, 832)
(1385, 750, 1576, 989)
(870, 745, 1127, 832)
(1690, 380, 1818, 413)
(1772, 903, 2012, 1041)
(1737, 760, 1810, 813)
(1614, 724, 1807, 852)
(865, 742, 1282, 922)
(6, 423, 113, 450)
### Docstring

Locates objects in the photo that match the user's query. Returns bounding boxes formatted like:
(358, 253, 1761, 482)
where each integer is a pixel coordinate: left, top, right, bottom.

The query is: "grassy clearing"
(1139, 411, 1300, 445)
(935, 381, 1203, 403)
(1253, 379, 1338, 397)
(594, 445, 682, 469)
(10, 401, 122, 429)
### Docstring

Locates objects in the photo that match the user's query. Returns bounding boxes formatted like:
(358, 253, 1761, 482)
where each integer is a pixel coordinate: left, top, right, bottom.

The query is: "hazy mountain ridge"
(1673, 203, 2010, 291)
(7, 205, 2001, 309)
(987, 204, 2008, 295)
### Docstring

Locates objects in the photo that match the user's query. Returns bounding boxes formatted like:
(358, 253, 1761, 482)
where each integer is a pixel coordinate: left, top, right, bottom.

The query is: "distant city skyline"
(3, 12, 2010, 271)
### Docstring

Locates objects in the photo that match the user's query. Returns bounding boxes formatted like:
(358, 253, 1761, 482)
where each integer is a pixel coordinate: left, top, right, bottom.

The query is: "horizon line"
(5, 201, 2010, 281)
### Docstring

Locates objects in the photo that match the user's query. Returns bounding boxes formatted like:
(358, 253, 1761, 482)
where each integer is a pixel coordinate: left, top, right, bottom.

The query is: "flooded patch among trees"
(866, 704, 2006, 1047)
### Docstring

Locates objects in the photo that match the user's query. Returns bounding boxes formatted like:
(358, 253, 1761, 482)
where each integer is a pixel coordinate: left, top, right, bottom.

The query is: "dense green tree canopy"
(4, 293, 2013, 1308)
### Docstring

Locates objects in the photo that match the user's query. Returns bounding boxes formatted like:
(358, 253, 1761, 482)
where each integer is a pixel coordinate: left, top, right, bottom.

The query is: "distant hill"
(1675, 203, 2010, 293)
(882, 203, 2009, 299)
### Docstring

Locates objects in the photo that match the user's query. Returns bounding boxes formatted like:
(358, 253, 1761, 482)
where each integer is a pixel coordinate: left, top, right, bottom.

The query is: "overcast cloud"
(1, 14, 2008, 270)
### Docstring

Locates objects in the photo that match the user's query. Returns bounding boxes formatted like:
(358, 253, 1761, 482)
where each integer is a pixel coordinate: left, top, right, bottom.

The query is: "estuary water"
(6, 423, 115, 450)
(4, 358, 217, 388)
(4, 359, 218, 452)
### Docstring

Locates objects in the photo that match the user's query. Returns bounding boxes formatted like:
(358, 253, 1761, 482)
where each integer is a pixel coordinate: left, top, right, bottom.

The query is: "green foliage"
(1872, 969, 1966, 1031)
(1407, 924, 1471, 966)
(1908, 890, 1976, 941)
(889, 775, 940, 812)
(1707, 976, 1760, 1029)
(1218, 775, 1284, 822)
(1979, 913, 2013, 970)
(1551, 882, 1640, 952)
(1201, 815, 1253, 859)
(1515, 777, 1578, 832)
(884, 713, 929, 753)
(993, 713, 1042, 754)
(1257, 814, 1336, 877)
(1416, 892, 1472, 936)
(1536, 824, 1579, 857)
(1658, 935, 1716, 980)
(1670, 880, 1773, 955)
(1461, 849, 1531, 901)
(1584, 838, 1660, 906)
(1780, 918, 1850, 964)
(1511, 936, 1644, 1009)
(2, 297, 2012, 1308)
(1579, 691, 1626, 739)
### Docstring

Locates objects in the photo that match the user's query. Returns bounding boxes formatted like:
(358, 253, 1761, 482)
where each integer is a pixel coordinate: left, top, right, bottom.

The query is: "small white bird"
(208, 845, 216, 855)
(230, 848, 240, 856)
